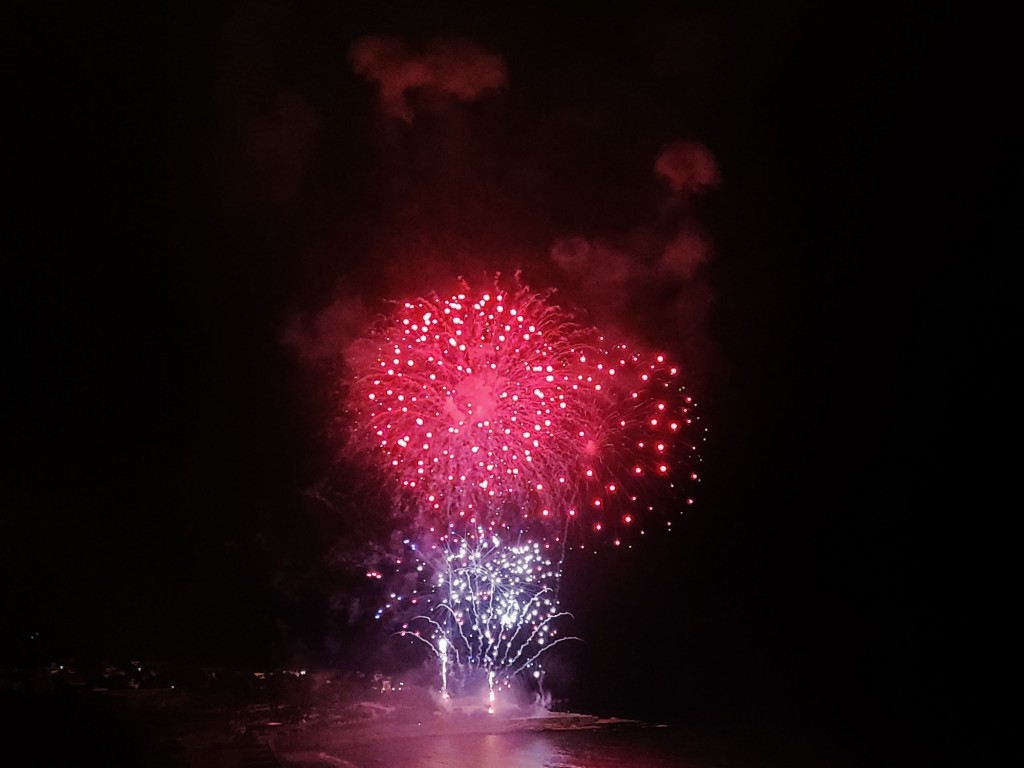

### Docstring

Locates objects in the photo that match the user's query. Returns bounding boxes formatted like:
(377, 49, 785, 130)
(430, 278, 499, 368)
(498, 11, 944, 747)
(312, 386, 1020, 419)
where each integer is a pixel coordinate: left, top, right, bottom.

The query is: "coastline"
(269, 698, 665, 764)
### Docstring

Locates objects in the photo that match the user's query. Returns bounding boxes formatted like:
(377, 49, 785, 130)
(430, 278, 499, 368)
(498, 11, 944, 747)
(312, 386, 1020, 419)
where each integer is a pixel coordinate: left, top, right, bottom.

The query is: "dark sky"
(5, 2, 1014, 763)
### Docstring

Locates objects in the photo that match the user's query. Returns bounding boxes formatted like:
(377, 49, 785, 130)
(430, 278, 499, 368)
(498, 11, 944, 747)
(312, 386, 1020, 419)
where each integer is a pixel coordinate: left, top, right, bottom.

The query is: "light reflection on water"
(303, 729, 713, 768)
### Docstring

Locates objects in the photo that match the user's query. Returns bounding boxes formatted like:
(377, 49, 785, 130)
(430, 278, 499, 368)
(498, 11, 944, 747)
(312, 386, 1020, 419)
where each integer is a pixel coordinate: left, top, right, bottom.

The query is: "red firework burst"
(340, 275, 703, 547)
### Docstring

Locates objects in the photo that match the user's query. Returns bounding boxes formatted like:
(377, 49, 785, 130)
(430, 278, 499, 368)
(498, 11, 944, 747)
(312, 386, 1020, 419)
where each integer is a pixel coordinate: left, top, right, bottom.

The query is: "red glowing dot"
(623, 514, 633, 524)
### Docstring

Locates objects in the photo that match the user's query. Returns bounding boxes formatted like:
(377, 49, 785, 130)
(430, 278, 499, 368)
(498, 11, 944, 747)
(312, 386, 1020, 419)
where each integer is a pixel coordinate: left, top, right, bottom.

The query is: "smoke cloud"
(279, 289, 368, 366)
(661, 228, 711, 281)
(349, 35, 508, 122)
(654, 139, 720, 194)
(546, 139, 720, 392)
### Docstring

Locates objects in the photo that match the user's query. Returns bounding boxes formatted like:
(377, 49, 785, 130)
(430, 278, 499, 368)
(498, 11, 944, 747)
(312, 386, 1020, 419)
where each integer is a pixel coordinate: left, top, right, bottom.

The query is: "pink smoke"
(654, 139, 720, 193)
(349, 35, 507, 122)
(280, 293, 367, 365)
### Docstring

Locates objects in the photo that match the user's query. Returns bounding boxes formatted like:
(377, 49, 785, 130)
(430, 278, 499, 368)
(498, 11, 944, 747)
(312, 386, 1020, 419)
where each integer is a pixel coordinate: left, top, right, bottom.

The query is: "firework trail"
(341, 273, 703, 550)
(370, 529, 575, 701)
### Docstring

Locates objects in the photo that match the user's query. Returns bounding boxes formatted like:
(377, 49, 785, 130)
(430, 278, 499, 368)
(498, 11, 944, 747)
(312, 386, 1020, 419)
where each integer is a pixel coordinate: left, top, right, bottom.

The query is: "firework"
(341, 274, 703, 549)
(340, 273, 704, 703)
(379, 529, 576, 702)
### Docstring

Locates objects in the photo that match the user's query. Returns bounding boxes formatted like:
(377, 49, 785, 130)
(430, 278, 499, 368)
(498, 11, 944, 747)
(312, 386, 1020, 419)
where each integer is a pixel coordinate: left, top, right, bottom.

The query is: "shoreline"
(269, 700, 666, 762)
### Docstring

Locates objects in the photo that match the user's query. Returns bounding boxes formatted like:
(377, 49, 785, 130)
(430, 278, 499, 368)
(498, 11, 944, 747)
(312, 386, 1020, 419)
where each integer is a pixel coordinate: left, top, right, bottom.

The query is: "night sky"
(5, 2, 1014, 765)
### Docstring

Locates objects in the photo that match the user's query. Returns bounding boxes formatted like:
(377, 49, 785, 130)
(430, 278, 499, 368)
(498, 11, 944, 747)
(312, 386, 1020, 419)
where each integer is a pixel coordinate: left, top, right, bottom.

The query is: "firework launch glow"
(339, 273, 705, 702)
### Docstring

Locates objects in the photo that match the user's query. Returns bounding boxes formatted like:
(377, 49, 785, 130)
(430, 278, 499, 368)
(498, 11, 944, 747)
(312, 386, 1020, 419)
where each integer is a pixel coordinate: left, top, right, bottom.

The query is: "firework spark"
(381, 530, 576, 701)
(341, 274, 703, 549)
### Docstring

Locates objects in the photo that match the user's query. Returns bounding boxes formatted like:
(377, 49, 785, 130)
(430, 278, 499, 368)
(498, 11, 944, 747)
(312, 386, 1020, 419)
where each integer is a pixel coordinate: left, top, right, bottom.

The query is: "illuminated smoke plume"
(548, 140, 721, 395)
(660, 228, 711, 281)
(349, 35, 507, 122)
(281, 291, 367, 365)
(340, 273, 703, 550)
(654, 139, 720, 194)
